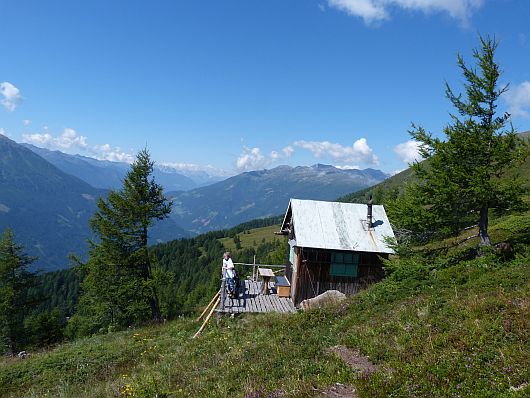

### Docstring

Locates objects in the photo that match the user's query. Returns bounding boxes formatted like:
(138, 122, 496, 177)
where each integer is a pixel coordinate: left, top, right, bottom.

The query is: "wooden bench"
(275, 275, 291, 298)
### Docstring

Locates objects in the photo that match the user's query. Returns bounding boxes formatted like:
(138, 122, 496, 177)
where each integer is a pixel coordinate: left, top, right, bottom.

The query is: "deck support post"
(219, 278, 226, 313)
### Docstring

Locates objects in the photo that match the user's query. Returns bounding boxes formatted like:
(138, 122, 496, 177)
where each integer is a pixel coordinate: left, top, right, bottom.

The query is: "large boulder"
(300, 290, 346, 310)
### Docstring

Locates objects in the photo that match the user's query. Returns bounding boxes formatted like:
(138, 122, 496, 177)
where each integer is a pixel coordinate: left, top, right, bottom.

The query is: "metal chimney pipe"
(367, 194, 373, 229)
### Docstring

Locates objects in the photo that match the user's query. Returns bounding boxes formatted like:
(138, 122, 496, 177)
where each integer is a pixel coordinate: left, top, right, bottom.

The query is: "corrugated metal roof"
(281, 199, 395, 254)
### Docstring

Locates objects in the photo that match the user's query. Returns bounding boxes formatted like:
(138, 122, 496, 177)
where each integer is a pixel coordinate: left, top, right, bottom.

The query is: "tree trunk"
(142, 226, 161, 321)
(478, 204, 491, 246)
(149, 294, 162, 321)
(143, 260, 162, 321)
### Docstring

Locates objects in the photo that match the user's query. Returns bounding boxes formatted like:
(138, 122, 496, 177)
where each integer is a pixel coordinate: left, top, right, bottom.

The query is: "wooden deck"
(219, 280, 297, 314)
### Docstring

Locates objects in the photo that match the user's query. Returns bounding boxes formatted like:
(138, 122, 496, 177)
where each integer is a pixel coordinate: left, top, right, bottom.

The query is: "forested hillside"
(31, 216, 285, 321)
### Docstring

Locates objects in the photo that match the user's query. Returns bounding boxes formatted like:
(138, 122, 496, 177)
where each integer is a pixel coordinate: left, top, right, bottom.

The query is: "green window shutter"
(330, 252, 359, 277)
(345, 263, 358, 277)
(330, 263, 343, 276)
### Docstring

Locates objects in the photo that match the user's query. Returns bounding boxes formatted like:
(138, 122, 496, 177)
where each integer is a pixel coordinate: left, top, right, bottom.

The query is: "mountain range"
(1, 135, 389, 270)
(0, 136, 189, 271)
(23, 144, 224, 191)
(168, 164, 388, 233)
(0, 134, 101, 270)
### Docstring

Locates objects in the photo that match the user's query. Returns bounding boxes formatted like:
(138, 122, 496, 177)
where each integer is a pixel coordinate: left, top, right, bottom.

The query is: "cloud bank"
(22, 128, 135, 163)
(235, 145, 295, 172)
(294, 138, 379, 165)
(327, 0, 484, 24)
(234, 138, 379, 172)
(23, 128, 88, 151)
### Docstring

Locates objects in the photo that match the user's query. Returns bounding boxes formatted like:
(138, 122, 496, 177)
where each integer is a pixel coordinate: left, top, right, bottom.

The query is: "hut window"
(330, 252, 359, 277)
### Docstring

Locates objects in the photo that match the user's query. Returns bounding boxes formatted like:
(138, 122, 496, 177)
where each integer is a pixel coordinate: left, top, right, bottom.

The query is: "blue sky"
(1, 0, 530, 176)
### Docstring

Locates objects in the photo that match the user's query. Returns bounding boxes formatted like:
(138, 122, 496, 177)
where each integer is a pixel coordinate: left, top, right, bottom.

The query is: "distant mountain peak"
(168, 162, 389, 234)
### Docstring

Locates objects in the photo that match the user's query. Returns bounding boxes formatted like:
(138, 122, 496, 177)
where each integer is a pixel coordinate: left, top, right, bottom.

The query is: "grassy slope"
(218, 224, 281, 251)
(2, 134, 529, 398)
(1, 212, 528, 397)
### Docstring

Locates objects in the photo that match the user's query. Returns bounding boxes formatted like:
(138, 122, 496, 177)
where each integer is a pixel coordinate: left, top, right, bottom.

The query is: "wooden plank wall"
(293, 248, 387, 305)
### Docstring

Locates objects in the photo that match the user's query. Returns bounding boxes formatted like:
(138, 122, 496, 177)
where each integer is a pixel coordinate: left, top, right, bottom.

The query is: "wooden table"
(258, 267, 275, 295)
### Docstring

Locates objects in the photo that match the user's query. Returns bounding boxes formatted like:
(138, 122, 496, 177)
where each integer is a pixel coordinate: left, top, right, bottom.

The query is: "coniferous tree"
(24, 308, 65, 348)
(0, 228, 36, 354)
(391, 36, 528, 246)
(75, 149, 172, 333)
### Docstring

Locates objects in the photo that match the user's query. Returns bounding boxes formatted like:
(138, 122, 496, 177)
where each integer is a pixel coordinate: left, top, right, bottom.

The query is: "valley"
(1, 134, 387, 271)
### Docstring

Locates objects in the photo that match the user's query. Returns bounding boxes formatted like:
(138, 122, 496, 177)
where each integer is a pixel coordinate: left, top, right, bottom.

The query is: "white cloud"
(159, 162, 233, 177)
(1, 82, 22, 112)
(23, 119, 31, 126)
(335, 164, 361, 170)
(327, 0, 484, 25)
(328, 0, 387, 23)
(92, 144, 135, 163)
(235, 143, 295, 172)
(282, 145, 295, 157)
(22, 128, 88, 151)
(0, 128, 8, 137)
(271, 146, 295, 161)
(394, 140, 422, 164)
(294, 138, 379, 165)
(22, 127, 135, 163)
(503, 81, 530, 118)
(236, 147, 269, 171)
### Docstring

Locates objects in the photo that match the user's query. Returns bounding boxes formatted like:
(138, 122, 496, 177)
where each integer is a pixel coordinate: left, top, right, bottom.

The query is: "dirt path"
(318, 383, 359, 398)
(317, 345, 381, 398)
(328, 345, 380, 376)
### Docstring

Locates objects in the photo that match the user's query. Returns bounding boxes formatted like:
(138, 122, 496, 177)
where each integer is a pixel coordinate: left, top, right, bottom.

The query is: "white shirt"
(222, 257, 235, 279)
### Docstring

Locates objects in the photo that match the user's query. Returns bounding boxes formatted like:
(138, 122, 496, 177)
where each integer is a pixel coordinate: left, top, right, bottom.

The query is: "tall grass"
(1, 246, 528, 397)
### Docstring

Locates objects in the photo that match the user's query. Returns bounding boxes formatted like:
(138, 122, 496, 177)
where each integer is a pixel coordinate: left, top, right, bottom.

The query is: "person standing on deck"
(222, 252, 235, 289)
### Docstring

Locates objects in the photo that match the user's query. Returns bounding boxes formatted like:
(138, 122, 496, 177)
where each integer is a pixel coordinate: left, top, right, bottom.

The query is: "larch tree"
(394, 36, 528, 247)
(76, 149, 172, 332)
(0, 228, 36, 355)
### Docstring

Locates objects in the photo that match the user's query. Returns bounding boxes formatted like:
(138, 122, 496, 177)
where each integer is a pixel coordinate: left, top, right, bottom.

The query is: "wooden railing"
(233, 262, 286, 282)
(219, 257, 287, 312)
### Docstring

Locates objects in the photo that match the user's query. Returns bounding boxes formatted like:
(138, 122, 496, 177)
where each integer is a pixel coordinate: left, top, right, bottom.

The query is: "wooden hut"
(278, 198, 395, 305)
